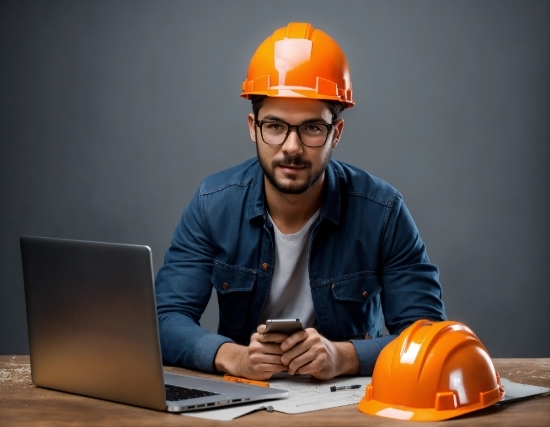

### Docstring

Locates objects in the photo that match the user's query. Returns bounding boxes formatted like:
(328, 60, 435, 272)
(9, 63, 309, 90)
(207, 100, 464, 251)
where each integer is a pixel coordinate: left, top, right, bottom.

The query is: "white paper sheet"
(183, 401, 270, 421)
(183, 374, 372, 421)
(499, 378, 550, 403)
(265, 374, 371, 414)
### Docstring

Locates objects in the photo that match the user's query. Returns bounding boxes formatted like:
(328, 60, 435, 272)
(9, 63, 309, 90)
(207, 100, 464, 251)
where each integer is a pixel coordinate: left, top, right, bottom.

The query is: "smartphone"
(263, 319, 304, 334)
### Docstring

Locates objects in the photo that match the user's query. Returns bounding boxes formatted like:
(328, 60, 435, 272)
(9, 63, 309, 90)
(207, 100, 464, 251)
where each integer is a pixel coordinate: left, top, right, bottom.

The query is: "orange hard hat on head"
(241, 22, 354, 108)
(358, 319, 504, 422)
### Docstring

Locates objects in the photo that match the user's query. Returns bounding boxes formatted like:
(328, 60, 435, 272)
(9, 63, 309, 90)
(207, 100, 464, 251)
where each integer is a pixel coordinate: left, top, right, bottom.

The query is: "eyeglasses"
(255, 118, 334, 147)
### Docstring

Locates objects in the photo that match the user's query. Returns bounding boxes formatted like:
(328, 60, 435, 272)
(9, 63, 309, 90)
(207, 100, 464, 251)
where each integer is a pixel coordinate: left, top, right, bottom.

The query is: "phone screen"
(263, 319, 303, 334)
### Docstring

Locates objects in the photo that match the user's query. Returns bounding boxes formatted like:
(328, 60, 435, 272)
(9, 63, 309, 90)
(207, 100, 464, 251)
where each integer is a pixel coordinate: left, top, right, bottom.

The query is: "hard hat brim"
(357, 389, 505, 422)
(240, 88, 354, 108)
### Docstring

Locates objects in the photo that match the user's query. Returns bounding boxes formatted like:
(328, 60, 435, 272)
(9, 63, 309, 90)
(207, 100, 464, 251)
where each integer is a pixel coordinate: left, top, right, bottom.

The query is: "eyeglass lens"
(260, 121, 330, 147)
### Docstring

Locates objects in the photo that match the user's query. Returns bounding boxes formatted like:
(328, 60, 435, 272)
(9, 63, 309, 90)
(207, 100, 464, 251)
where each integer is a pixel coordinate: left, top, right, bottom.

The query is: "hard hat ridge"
(279, 22, 315, 39)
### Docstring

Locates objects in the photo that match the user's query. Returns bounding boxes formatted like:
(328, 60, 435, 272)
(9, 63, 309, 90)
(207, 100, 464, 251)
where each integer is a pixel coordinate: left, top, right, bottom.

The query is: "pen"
(330, 384, 361, 392)
(223, 374, 270, 388)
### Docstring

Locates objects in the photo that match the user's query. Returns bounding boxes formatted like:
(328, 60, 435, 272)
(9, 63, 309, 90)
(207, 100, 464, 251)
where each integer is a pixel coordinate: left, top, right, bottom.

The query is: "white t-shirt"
(259, 211, 320, 329)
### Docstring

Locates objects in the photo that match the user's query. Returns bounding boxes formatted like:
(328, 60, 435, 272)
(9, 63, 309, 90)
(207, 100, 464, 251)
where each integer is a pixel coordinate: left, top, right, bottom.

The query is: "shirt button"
(365, 333, 372, 339)
(261, 263, 269, 271)
(362, 290, 368, 298)
(222, 282, 228, 290)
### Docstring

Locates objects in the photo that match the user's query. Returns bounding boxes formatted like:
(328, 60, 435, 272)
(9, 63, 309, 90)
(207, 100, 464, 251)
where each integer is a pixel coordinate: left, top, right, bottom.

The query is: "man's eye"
(303, 124, 323, 133)
(264, 122, 285, 131)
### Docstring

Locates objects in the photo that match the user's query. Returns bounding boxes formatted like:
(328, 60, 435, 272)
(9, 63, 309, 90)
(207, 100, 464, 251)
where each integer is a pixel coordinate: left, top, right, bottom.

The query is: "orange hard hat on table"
(358, 319, 504, 422)
(241, 22, 354, 108)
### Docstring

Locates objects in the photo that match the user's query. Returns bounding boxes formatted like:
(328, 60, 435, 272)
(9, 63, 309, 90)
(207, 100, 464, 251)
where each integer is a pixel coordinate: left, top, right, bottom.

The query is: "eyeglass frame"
(254, 117, 335, 148)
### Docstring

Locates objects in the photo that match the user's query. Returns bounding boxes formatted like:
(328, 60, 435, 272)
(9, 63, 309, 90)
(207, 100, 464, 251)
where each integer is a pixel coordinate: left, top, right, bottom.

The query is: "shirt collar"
(247, 161, 266, 221)
(320, 161, 341, 225)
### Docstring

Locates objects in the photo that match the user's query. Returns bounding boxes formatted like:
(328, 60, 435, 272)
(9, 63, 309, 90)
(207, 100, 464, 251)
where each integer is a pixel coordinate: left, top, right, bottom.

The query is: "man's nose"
(281, 128, 303, 155)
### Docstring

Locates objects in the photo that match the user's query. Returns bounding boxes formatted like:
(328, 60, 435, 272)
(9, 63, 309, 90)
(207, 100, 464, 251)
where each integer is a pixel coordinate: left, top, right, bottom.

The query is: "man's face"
(248, 97, 344, 195)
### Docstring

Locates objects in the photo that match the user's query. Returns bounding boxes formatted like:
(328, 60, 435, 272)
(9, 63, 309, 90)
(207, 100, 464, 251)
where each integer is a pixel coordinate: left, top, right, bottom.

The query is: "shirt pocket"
(211, 261, 257, 330)
(330, 271, 381, 338)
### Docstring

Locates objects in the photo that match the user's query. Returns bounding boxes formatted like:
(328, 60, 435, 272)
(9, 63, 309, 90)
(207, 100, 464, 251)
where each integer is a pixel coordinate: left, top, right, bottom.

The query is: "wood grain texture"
(1, 356, 549, 427)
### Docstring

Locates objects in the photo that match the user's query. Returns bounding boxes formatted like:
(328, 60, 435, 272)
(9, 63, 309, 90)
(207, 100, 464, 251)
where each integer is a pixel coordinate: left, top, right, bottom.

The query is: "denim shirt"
(155, 158, 446, 376)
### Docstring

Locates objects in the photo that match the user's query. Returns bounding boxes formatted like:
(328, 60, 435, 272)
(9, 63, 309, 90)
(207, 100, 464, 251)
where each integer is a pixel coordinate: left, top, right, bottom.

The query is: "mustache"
(272, 154, 312, 168)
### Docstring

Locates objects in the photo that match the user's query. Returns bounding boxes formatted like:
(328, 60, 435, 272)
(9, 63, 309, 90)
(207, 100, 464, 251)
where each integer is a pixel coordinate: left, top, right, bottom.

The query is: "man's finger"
(251, 343, 285, 356)
(286, 350, 318, 374)
(279, 329, 308, 351)
(280, 341, 309, 366)
(257, 332, 290, 343)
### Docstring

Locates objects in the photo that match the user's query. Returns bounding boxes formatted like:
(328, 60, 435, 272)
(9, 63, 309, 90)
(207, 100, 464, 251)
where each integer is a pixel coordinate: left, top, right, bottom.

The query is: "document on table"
(499, 378, 550, 403)
(183, 374, 372, 421)
(182, 375, 550, 421)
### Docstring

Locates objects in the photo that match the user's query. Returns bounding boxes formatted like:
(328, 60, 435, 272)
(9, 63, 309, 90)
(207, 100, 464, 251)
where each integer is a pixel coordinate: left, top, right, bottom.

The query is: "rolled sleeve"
(350, 335, 397, 376)
(193, 333, 234, 373)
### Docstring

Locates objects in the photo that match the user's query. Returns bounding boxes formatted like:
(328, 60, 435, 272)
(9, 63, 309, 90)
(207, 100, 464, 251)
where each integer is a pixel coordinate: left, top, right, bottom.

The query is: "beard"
(256, 145, 332, 195)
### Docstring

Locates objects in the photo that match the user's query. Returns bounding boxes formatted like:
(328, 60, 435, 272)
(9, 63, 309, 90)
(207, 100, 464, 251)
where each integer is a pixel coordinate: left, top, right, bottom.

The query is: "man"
(155, 22, 445, 381)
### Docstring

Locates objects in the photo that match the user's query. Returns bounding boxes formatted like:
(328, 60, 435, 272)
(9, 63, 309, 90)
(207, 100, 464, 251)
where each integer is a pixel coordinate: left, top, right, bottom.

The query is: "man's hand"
(214, 325, 289, 380)
(279, 328, 359, 380)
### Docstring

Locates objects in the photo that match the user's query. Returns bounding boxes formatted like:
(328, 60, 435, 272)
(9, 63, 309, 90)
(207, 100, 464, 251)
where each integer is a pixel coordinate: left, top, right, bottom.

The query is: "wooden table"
(1, 356, 548, 426)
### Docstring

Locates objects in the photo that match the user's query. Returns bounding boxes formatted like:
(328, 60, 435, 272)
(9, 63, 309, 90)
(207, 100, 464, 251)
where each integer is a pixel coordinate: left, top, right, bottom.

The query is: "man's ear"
(247, 114, 257, 143)
(332, 118, 344, 148)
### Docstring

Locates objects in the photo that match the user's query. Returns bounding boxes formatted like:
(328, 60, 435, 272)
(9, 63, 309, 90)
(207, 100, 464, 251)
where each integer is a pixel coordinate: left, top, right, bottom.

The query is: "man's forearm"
(333, 341, 360, 376)
(214, 342, 247, 375)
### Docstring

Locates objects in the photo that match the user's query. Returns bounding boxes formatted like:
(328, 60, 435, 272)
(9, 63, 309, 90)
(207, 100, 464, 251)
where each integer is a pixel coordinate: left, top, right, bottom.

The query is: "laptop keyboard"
(165, 384, 220, 401)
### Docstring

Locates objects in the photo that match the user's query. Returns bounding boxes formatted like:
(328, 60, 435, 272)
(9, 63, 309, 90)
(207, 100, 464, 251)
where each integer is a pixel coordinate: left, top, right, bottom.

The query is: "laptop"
(20, 236, 288, 412)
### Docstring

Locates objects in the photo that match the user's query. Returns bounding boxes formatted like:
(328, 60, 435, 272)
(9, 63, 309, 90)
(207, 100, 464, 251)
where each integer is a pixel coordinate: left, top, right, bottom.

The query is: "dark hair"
(251, 95, 344, 123)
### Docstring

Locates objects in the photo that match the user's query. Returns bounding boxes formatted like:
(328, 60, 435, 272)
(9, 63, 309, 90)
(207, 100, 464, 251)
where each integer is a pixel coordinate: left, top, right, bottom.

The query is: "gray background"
(1, 0, 549, 357)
